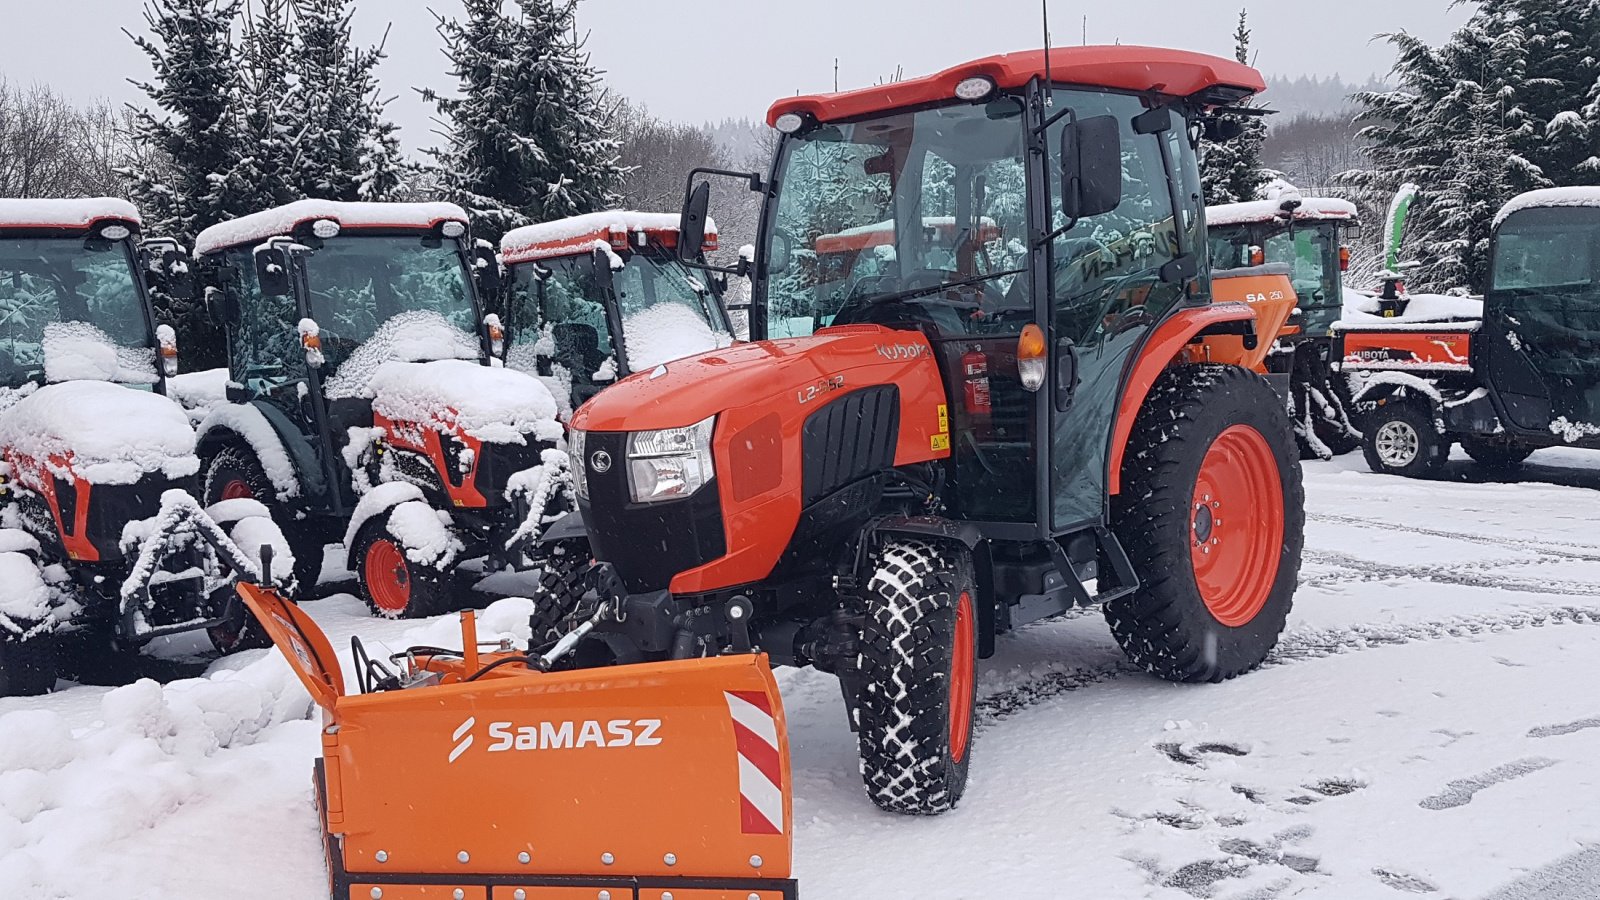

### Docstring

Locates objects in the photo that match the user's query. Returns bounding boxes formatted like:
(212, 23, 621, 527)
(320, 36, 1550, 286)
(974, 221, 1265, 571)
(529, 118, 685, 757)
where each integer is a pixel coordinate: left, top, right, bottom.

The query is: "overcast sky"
(0, 0, 1473, 151)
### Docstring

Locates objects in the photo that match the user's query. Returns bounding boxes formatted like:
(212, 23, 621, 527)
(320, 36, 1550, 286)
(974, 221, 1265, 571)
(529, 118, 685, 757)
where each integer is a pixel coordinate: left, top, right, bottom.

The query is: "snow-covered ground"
(4, 450, 1600, 899)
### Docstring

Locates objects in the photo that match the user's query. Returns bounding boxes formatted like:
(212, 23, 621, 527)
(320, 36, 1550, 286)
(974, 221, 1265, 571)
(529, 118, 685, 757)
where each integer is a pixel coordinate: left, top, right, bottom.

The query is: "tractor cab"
(1206, 195, 1359, 338)
(499, 211, 734, 416)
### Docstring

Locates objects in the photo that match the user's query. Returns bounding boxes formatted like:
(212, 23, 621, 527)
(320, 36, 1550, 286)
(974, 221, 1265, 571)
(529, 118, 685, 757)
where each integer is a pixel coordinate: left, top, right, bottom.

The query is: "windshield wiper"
(864, 268, 1026, 308)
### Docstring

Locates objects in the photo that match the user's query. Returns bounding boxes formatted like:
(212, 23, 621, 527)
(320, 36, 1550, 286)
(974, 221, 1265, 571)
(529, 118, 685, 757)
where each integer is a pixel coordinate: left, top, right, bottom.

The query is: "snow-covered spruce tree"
(285, 0, 403, 202)
(1200, 9, 1270, 205)
(214, 0, 300, 214)
(1343, 0, 1600, 292)
(121, 0, 243, 242)
(423, 0, 623, 244)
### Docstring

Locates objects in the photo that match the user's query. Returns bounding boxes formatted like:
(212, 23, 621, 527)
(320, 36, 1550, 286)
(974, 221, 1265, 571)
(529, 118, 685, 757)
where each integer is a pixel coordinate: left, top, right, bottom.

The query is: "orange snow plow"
(238, 584, 797, 900)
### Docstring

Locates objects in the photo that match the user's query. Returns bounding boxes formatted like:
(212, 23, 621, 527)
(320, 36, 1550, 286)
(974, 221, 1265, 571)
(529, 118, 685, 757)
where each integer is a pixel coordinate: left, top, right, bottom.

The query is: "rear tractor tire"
(0, 629, 58, 697)
(351, 510, 453, 620)
(1460, 436, 1534, 470)
(203, 445, 323, 593)
(855, 538, 978, 816)
(1361, 401, 1448, 479)
(1109, 365, 1304, 683)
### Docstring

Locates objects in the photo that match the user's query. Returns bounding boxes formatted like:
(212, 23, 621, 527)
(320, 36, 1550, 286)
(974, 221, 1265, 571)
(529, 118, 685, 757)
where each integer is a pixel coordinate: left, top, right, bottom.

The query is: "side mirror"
(1060, 115, 1123, 222)
(679, 180, 713, 263)
(473, 243, 502, 298)
(484, 313, 506, 360)
(255, 245, 291, 297)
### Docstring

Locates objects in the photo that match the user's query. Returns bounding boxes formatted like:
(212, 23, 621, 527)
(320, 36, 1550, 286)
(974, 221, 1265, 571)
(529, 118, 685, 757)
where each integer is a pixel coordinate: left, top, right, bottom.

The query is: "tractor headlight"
(626, 416, 715, 505)
(568, 429, 589, 501)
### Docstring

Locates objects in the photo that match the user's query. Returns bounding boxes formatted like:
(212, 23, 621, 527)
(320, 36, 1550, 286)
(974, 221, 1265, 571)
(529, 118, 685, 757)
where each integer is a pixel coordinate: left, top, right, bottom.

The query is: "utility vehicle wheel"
(855, 538, 978, 816)
(204, 446, 322, 592)
(351, 511, 452, 620)
(1361, 402, 1448, 478)
(530, 540, 596, 646)
(1460, 436, 1534, 470)
(0, 630, 57, 697)
(1109, 365, 1303, 683)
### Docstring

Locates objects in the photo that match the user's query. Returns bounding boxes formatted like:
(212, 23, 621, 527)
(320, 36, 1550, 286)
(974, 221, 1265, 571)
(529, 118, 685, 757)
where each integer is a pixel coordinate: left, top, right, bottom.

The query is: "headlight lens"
(568, 429, 588, 501)
(626, 415, 715, 504)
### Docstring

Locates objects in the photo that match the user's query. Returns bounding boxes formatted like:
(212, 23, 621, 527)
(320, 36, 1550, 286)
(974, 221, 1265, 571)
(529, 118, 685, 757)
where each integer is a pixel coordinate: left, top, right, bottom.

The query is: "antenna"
(834, 57, 839, 92)
(1042, 0, 1053, 106)
(1082, 14, 1087, 46)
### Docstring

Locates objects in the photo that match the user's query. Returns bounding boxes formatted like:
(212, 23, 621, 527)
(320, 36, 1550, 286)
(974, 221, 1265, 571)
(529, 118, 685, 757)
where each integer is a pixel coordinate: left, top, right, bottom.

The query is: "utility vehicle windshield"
(1490, 207, 1600, 418)
(302, 235, 479, 372)
(0, 235, 153, 389)
(765, 98, 1031, 338)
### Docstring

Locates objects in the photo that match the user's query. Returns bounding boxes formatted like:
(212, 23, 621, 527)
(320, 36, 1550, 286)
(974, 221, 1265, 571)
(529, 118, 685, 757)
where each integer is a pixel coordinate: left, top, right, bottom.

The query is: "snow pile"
(0, 550, 50, 633)
(193, 199, 468, 256)
(0, 197, 140, 229)
(621, 303, 734, 371)
(385, 501, 464, 569)
(196, 404, 301, 499)
(1207, 195, 1359, 227)
(322, 311, 482, 400)
(366, 359, 562, 445)
(1493, 186, 1600, 228)
(344, 482, 425, 550)
(1550, 417, 1600, 443)
(0, 382, 198, 484)
(500, 210, 717, 264)
(40, 322, 158, 385)
(165, 368, 230, 418)
(1336, 289, 1484, 329)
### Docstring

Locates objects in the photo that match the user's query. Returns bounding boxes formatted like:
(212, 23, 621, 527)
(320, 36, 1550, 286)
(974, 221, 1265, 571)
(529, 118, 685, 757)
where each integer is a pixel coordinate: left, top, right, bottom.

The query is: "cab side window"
(220, 246, 306, 396)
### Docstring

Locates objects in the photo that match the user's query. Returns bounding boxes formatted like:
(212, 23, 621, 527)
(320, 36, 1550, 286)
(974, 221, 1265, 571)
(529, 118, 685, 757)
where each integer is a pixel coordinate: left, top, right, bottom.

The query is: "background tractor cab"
(499, 210, 735, 418)
(539, 47, 1305, 816)
(193, 200, 565, 616)
(0, 198, 287, 697)
(1207, 191, 1364, 458)
(1342, 187, 1600, 476)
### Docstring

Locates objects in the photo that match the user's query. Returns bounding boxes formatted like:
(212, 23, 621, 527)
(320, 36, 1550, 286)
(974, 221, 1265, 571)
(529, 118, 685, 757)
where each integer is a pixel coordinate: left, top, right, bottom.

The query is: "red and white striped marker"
(724, 690, 784, 835)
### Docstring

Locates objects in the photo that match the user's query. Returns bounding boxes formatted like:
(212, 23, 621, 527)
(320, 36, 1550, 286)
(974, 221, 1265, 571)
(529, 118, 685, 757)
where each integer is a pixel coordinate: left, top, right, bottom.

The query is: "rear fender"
(196, 401, 318, 502)
(342, 482, 427, 570)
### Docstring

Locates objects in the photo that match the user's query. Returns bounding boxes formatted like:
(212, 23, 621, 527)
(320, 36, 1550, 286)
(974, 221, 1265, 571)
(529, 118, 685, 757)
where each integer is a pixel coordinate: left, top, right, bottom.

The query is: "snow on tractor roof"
(1207, 198, 1359, 228)
(815, 217, 1002, 255)
(500, 210, 718, 265)
(0, 198, 141, 231)
(1493, 187, 1600, 229)
(769, 45, 1265, 126)
(193, 199, 469, 256)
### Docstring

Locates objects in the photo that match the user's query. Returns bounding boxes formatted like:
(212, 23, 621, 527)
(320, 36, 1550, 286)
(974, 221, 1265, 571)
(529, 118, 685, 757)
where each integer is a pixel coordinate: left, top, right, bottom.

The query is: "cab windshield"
(764, 98, 1030, 338)
(0, 236, 153, 389)
(1208, 222, 1341, 310)
(302, 235, 479, 372)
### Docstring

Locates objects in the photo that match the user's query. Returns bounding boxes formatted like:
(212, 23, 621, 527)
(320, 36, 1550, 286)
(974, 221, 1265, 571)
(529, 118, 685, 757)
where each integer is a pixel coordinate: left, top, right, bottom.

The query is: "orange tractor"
(521, 45, 1307, 816)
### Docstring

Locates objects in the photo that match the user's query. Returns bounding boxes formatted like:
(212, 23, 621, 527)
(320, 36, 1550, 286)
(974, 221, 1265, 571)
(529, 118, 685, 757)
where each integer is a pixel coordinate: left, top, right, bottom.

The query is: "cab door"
(1044, 94, 1195, 532)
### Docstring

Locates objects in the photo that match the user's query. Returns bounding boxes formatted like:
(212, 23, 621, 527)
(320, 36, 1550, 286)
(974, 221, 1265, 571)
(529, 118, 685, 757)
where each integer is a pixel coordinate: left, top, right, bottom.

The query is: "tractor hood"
(572, 325, 930, 433)
(369, 359, 563, 445)
(0, 381, 199, 485)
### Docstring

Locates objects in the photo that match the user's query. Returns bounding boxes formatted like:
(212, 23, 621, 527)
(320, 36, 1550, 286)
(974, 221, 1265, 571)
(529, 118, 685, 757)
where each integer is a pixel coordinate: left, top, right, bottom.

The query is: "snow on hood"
(323, 311, 483, 401)
(193, 199, 469, 256)
(41, 322, 158, 385)
(1493, 187, 1600, 229)
(368, 359, 561, 445)
(1206, 197, 1359, 227)
(0, 197, 140, 230)
(0, 381, 198, 484)
(165, 368, 230, 413)
(621, 303, 734, 372)
(1336, 288, 1484, 329)
(500, 210, 717, 264)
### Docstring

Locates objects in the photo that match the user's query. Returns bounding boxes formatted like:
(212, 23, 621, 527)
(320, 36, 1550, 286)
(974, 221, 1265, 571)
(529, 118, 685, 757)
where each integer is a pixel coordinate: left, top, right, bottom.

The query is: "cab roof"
(1207, 198, 1360, 228)
(500, 210, 718, 265)
(0, 198, 141, 231)
(1493, 187, 1600, 229)
(194, 199, 469, 256)
(768, 45, 1265, 126)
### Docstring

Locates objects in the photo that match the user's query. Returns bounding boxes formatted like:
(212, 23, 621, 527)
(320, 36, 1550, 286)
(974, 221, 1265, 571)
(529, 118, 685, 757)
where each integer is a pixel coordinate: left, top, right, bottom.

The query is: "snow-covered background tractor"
(1207, 190, 1364, 458)
(1341, 187, 1600, 477)
(499, 210, 736, 418)
(534, 46, 1306, 815)
(190, 201, 568, 618)
(0, 199, 292, 697)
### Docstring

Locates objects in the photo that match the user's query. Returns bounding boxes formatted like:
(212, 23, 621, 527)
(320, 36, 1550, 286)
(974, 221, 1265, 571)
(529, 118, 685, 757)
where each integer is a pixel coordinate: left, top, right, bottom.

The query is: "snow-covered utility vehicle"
(499, 210, 736, 417)
(1208, 193, 1364, 458)
(536, 46, 1307, 815)
(236, 581, 798, 899)
(0, 199, 292, 696)
(1342, 187, 1600, 476)
(191, 201, 566, 618)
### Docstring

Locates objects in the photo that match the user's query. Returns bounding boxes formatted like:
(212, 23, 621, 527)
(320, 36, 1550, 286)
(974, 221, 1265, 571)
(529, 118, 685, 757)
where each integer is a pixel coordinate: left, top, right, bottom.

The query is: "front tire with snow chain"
(351, 510, 453, 619)
(530, 540, 598, 648)
(1361, 401, 1448, 478)
(203, 445, 323, 593)
(855, 538, 978, 816)
(1109, 365, 1303, 684)
(0, 630, 57, 697)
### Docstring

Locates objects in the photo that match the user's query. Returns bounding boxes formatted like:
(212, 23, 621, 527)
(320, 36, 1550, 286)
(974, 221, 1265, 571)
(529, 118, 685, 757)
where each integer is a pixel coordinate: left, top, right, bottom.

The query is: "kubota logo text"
(449, 716, 662, 762)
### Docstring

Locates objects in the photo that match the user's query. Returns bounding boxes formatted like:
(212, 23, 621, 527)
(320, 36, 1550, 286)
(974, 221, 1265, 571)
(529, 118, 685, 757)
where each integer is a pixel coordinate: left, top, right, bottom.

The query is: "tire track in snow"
(975, 605, 1600, 728)
(1301, 550, 1600, 597)
(1308, 512, 1600, 561)
(1418, 757, 1559, 810)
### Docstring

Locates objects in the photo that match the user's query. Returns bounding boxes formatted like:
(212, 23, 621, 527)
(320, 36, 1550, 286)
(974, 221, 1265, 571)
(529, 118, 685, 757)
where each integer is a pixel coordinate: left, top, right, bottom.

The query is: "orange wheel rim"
(948, 590, 975, 763)
(221, 479, 254, 501)
(1190, 425, 1283, 627)
(365, 539, 411, 614)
